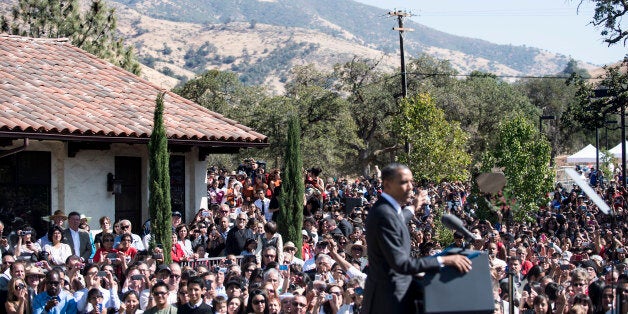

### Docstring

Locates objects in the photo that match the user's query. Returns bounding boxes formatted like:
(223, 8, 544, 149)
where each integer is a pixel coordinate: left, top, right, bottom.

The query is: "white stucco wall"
(63, 143, 148, 230)
(5, 139, 207, 231)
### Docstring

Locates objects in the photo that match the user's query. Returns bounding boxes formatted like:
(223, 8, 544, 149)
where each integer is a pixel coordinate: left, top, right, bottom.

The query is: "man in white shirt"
(253, 190, 273, 222)
(62, 212, 93, 261)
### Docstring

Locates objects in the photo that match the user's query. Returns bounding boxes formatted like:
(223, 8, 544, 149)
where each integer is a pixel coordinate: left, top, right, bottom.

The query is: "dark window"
(169, 155, 185, 221)
(0, 151, 51, 236)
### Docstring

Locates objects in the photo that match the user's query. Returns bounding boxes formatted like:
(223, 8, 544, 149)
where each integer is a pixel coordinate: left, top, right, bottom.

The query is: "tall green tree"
(580, 0, 628, 45)
(482, 115, 554, 223)
(2, 0, 141, 74)
(277, 115, 304, 258)
(392, 93, 471, 182)
(515, 77, 588, 155)
(148, 92, 172, 263)
(333, 58, 399, 175)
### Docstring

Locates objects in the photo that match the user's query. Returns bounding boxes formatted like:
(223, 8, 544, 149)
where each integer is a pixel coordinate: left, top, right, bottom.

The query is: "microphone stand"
(507, 271, 515, 314)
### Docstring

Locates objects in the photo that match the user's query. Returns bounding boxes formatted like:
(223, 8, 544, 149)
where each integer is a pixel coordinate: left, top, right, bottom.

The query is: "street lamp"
(539, 115, 555, 166)
(605, 120, 618, 149)
(539, 115, 555, 137)
(594, 86, 626, 188)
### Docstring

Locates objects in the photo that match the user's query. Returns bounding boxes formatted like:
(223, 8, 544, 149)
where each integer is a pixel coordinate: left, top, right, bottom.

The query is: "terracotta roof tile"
(0, 35, 267, 146)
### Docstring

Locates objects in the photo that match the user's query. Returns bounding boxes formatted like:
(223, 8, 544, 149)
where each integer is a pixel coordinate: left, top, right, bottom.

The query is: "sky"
(353, 0, 627, 66)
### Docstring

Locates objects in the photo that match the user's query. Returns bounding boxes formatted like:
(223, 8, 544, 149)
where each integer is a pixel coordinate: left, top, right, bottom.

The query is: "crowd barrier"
(180, 255, 244, 269)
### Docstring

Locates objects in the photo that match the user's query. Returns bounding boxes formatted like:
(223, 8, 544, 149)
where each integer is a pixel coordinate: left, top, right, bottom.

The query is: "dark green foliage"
(183, 42, 217, 71)
(560, 59, 591, 79)
(277, 116, 304, 258)
(148, 92, 173, 263)
(4, 0, 141, 75)
(482, 115, 554, 223)
(161, 43, 173, 55)
(142, 55, 157, 68)
(584, 0, 628, 45)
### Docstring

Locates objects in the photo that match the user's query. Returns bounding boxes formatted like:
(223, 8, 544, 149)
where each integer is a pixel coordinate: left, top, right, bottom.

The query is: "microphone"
(441, 214, 477, 242)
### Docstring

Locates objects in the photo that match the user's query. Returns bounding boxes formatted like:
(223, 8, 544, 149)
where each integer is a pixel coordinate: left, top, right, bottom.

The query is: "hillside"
(0, 0, 591, 91)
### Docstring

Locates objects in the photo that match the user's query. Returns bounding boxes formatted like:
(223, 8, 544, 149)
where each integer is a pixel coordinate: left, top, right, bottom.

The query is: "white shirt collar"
(380, 192, 402, 215)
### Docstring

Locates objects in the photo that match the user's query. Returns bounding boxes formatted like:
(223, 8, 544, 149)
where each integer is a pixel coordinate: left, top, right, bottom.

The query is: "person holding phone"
(93, 234, 118, 265)
(5, 277, 31, 314)
(74, 264, 120, 313)
(32, 269, 77, 314)
(85, 288, 108, 314)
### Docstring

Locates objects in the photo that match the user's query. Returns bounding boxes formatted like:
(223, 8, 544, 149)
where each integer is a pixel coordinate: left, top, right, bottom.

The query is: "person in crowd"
(226, 295, 243, 314)
(93, 233, 118, 265)
(75, 264, 120, 312)
(282, 241, 304, 267)
(175, 224, 194, 258)
(143, 281, 177, 314)
(170, 232, 187, 263)
(94, 216, 113, 251)
(63, 211, 94, 262)
(254, 189, 274, 222)
(114, 220, 145, 251)
(362, 163, 471, 313)
(119, 290, 143, 314)
(225, 213, 254, 255)
(246, 288, 269, 314)
(43, 226, 73, 266)
(178, 276, 213, 313)
(14, 226, 42, 259)
(5, 277, 30, 314)
(32, 269, 77, 313)
(171, 212, 183, 230)
(290, 294, 308, 314)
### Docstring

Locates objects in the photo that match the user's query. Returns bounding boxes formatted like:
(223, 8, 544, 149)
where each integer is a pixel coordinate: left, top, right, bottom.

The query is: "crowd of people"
(0, 158, 626, 313)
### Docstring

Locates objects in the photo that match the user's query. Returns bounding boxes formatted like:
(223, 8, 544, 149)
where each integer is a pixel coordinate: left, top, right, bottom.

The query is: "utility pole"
(389, 10, 413, 153)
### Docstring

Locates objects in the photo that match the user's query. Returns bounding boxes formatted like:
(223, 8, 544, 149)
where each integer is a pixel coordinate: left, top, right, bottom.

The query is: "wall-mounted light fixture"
(107, 173, 122, 195)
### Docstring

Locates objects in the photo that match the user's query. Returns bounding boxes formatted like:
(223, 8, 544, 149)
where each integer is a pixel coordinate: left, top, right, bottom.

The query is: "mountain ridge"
(1, 0, 592, 91)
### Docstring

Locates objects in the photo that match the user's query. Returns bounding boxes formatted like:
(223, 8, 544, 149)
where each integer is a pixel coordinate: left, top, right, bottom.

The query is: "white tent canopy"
(566, 144, 605, 163)
(609, 141, 628, 158)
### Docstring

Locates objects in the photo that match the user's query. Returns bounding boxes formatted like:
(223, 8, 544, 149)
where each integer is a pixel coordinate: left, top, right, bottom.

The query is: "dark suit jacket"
(362, 197, 440, 314)
(178, 301, 215, 314)
(62, 228, 93, 261)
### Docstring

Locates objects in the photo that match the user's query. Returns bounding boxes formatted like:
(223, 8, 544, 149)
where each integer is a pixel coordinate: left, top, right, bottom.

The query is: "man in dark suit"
(178, 276, 215, 314)
(362, 163, 472, 314)
(63, 211, 93, 261)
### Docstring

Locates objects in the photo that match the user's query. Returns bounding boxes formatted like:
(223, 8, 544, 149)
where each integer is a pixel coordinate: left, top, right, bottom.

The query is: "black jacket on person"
(178, 301, 215, 314)
(362, 196, 441, 314)
(225, 227, 254, 255)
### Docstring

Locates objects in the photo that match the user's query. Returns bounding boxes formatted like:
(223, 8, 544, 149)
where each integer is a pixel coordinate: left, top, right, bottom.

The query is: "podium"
(421, 250, 494, 314)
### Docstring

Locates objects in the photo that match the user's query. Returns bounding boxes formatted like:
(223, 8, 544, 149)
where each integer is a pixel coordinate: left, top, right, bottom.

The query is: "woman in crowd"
(5, 277, 30, 314)
(227, 295, 244, 314)
(43, 225, 72, 266)
(14, 226, 41, 259)
(246, 289, 269, 314)
(94, 233, 118, 264)
(94, 216, 113, 250)
(261, 221, 283, 260)
(119, 290, 143, 314)
(175, 224, 194, 257)
(85, 287, 110, 314)
(170, 232, 186, 263)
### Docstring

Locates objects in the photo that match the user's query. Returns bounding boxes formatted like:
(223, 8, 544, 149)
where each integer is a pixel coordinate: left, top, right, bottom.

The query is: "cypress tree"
(277, 115, 304, 258)
(148, 92, 172, 263)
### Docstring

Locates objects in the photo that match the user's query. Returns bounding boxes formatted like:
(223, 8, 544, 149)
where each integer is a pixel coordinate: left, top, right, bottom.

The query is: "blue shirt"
(33, 290, 77, 314)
